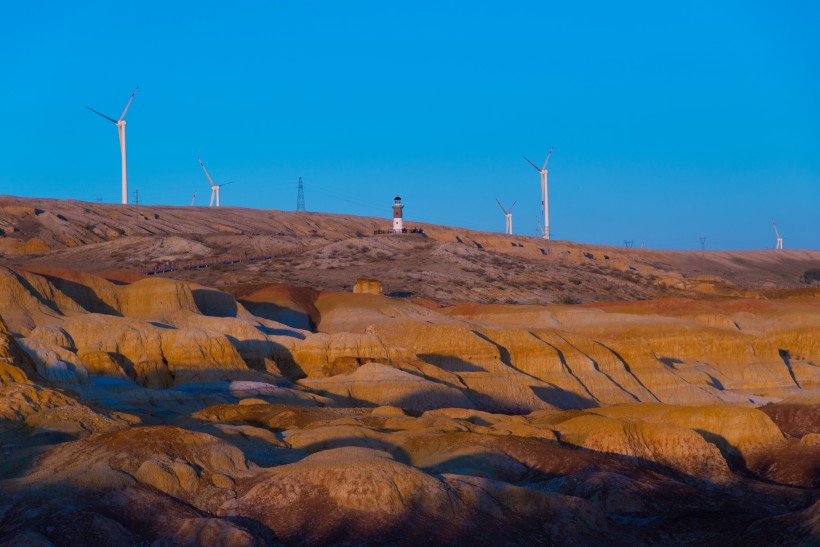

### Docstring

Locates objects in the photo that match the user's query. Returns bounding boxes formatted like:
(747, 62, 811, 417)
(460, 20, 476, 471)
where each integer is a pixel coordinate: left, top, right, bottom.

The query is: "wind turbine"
(198, 157, 234, 207)
(496, 199, 516, 235)
(525, 147, 554, 240)
(189, 190, 197, 206)
(86, 86, 139, 205)
(772, 218, 783, 249)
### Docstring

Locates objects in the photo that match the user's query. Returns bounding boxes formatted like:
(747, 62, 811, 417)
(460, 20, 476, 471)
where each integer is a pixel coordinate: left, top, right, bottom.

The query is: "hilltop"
(1, 195, 817, 305)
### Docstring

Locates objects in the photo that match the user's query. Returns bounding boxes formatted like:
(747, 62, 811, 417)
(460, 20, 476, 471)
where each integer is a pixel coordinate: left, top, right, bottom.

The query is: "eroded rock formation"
(0, 231, 817, 544)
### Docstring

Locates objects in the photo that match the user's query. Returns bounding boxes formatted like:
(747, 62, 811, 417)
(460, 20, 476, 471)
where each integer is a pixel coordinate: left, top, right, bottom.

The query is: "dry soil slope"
(1, 196, 818, 305)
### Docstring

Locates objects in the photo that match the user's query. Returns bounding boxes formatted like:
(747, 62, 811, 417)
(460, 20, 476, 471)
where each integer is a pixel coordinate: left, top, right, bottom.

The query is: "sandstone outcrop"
(0, 382, 136, 445)
(553, 413, 731, 480)
(0, 231, 818, 546)
(353, 278, 382, 294)
(746, 439, 820, 488)
(592, 403, 785, 460)
(14, 426, 251, 509)
(760, 395, 820, 439)
(299, 362, 476, 412)
(0, 317, 36, 384)
(1, 267, 818, 412)
(224, 446, 606, 545)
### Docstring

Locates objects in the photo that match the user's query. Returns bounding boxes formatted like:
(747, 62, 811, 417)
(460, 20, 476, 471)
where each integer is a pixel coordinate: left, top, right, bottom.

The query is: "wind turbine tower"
(772, 219, 783, 250)
(525, 147, 554, 240)
(496, 199, 516, 235)
(198, 157, 234, 207)
(87, 87, 138, 205)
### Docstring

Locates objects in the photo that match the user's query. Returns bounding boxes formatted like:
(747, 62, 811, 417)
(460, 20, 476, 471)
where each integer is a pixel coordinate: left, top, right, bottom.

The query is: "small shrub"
(558, 294, 580, 305)
(803, 268, 820, 284)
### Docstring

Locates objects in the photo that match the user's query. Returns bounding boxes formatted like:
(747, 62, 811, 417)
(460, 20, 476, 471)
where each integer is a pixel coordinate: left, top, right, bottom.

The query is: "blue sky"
(1, 1, 817, 249)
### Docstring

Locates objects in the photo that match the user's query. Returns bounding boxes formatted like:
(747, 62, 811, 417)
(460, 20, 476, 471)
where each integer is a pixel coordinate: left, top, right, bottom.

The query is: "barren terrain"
(0, 195, 818, 545)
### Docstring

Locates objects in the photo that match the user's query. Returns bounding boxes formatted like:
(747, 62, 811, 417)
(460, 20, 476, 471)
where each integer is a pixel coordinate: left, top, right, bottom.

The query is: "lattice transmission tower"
(296, 177, 306, 211)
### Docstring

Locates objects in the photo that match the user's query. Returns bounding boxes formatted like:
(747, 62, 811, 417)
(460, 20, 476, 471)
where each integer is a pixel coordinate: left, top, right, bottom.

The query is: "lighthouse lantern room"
(392, 195, 404, 233)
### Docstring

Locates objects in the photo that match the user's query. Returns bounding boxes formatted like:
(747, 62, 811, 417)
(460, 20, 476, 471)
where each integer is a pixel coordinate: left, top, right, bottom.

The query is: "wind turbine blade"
(118, 86, 139, 121)
(524, 157, 542, 172)
(86, 106, 118, 124)
(495, 198, 508, 215)
(219, 181, 237, 187)
(509, 200, 517, 212)
(198, 157, 216, 188)
(542, 146, 554, 170)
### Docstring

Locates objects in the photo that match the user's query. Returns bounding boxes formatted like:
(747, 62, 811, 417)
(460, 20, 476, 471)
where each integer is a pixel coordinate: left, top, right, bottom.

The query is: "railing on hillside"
(373, 228, 426, 235)
(139, 244, 316, 275)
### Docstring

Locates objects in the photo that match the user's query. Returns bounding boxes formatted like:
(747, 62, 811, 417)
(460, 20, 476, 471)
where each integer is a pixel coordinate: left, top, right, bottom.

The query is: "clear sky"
(1, 1, 817, 250)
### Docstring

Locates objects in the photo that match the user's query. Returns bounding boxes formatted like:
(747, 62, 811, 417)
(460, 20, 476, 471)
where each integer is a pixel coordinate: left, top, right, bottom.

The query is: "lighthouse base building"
(373, 195, 425, 236)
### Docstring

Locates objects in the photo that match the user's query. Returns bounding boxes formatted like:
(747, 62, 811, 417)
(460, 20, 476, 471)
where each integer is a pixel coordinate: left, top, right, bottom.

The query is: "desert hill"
(0, 195, 818, 545)
(1, 195, 818, 305)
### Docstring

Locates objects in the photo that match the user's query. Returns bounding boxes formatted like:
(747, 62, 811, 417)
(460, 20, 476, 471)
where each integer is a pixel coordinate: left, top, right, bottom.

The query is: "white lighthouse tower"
(392, 195, 404, 233)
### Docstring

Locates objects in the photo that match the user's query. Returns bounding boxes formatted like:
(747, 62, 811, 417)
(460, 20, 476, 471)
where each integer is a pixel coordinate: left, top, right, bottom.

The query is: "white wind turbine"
(772, 218, 783, 249)
(87, 87, 139, 205)
(198, 157, 234, 207)
(525, 147, 554, 240)
(496, 198, 516, 235)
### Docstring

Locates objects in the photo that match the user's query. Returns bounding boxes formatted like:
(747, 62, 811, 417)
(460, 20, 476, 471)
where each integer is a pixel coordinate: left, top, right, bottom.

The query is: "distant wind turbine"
(495, 199, 516, 235)
(189, 190, 197, 207)
(772, 218, 783, 249)
(524, 147, 554, 240)
(86, 87, 139, 205)
(198, 157, 235, 207)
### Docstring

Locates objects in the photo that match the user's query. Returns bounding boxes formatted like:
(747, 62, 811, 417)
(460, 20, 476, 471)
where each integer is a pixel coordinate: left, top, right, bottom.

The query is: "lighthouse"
(392, 195, 404, 233)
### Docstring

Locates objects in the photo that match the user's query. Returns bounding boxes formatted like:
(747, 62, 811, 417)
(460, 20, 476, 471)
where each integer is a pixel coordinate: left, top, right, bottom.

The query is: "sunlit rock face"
(0, 197, 818, 545)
